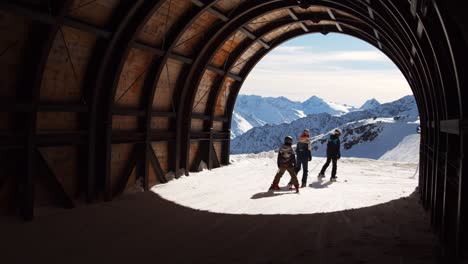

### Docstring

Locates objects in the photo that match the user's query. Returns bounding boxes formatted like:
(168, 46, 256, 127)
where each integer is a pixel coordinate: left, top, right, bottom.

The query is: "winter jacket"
(296, 134, 312, 161)
(326, 134, 341, 159)
(277, 143, 296, 168)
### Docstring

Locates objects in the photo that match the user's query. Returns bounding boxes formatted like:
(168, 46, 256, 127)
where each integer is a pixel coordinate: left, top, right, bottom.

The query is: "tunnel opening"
(153, 33, 421, 215)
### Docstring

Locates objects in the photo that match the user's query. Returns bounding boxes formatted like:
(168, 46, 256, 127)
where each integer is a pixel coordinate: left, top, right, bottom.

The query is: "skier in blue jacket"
(290, 129, 312, 188)
(318, 129, 341, 181)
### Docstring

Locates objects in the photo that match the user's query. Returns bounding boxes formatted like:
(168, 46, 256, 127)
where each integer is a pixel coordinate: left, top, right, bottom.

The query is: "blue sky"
(240, 33, 412, 107)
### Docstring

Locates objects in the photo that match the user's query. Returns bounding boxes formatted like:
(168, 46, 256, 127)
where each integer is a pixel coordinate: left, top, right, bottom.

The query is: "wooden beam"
(287, 8, 298, 20)
(132, 42, 165, 56)
(62, 18, 112, 38)
(207, 7, 229, 22)
(0, 2, 112, 38)
(36, 150, 75, 209)
(169, 53, 194, 64)
(0, 102, 88, 113)
(112, 108, 145, 116)
(148, 146, 168, 183)
(112, 145, 141, 197)
(211, 143, 221, 168)
(206, 65, 243, 81)
(192, 113, 211, 121)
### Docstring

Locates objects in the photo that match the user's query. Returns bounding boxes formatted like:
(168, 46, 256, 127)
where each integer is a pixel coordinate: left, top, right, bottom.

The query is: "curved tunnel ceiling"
(0, 2, 467, 251)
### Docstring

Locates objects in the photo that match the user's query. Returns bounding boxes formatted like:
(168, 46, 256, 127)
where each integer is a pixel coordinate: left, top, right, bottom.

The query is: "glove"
(337, 154, 341, 160)
(308, 157, 312, 161)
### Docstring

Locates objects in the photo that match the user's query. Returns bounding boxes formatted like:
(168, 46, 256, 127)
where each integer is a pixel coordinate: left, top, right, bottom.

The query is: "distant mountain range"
(231, 95, 382, 138)
(230, 95, 419, 161)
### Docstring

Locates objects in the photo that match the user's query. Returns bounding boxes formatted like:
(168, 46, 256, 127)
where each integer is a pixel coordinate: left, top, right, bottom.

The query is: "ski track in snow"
(152, 154, 418, 215)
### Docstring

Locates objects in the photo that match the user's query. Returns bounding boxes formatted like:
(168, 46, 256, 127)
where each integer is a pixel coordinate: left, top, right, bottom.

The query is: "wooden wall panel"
(148, 162, 158, 188)
(173, 11, 218, 56)
(137, 0, 193, 47)
(39, 146, 79, 198)
(230, 42, 263, 75)
(213, 121, 223, 132)
(214, 0, 246, 13)
(214, 77, 234, 116)
(0, 11, 31, 98)
(246, 9, 290, 31)
(193, 70, 217, 114)
(151, 117, 171, 131)
(213, 141, 222, 164)
(110, 144, 136, 194)
(188, 142, 200, 170)
(211, 30, 246, 68)
(291, 6, 327, 14)
(40, 26, 97, 103)
(152, 142, 169, 174)
(115, 48, 153, 108)
(68, 0, 120, 27)
(112, 116, 139, 131)
(263, 23, 301, 42)
(123, 166, 138, 193)
(191, 119, 204, 132)
(152, 58, 183, 111)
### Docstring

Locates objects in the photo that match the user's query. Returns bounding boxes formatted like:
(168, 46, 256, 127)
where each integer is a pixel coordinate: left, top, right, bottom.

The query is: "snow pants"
(272, 167, 299, 186)
(320, 157, 338, 178)
(295, 157, 309, 184)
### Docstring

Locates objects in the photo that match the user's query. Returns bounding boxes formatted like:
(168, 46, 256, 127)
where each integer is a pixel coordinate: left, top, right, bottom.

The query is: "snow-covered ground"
(152, 153, 418, 215)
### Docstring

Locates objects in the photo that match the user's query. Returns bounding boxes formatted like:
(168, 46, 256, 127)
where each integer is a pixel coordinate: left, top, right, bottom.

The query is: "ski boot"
(269, 184, 280, 191)
(301, 182, 307, 188)
(330, 177, 337, 182)
(318, 173, 325, 180)
(294, 184, 300, 193)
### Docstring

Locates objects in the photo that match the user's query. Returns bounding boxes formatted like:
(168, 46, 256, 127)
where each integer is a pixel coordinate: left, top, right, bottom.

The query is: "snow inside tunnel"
(152, 152, 418, 215)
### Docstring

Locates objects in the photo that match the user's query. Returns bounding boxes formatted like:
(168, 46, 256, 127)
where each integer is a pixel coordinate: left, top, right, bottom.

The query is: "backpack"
(278, 145, 293, 167)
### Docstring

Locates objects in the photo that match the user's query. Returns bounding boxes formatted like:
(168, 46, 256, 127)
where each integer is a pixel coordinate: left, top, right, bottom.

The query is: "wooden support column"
(19, 1, 74, 221)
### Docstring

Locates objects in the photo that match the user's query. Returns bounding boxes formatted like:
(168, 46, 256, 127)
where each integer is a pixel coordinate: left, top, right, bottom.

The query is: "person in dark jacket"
(269, 136, 300, 193)
(288, 129, 312, 188)
(318, 129, 341, 181)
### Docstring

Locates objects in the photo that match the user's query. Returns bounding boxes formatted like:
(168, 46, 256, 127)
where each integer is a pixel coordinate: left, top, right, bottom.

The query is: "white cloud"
(240, 44, 412, 106)
(241, 69, 411, 107)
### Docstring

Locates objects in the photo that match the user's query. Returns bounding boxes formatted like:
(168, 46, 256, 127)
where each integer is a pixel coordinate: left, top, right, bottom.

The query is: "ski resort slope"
(152, 153, 418, 215)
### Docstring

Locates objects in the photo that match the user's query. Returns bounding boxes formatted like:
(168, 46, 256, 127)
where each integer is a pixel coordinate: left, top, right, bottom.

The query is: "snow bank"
(380, 134, 420, 163)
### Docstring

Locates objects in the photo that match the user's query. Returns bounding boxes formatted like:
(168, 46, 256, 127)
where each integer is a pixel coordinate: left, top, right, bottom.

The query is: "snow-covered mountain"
(231, 95, 357, 138)
(360, 98, 381, 110)
(230, 95, 419, 162)
(310, 117, 420, 161)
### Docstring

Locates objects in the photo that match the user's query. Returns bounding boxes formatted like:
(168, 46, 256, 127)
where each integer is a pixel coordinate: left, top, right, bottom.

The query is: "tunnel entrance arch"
(0, 0, 466, 261)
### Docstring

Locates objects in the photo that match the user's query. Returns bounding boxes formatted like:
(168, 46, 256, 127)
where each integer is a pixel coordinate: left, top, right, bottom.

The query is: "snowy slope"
(380, 134, 420, 163)
(311, 117, 420, 160)
(231, 95, 357, 138)
(152, 154, 418, 215)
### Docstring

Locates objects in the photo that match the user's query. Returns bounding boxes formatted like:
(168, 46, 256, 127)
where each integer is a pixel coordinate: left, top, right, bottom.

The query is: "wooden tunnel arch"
(0, 0, 467, 260)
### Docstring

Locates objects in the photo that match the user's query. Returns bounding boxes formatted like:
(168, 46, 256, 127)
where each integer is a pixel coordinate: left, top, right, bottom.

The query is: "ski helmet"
(284, 136, 293, 144)
(334, 129, 342, 135)
(303, 129, 310, 135)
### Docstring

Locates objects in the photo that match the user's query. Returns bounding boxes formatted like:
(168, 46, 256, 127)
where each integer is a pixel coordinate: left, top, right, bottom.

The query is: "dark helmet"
(284, 136, 293, 144)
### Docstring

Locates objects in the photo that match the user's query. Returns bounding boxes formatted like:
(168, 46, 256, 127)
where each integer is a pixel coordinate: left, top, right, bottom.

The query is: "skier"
(318, 129, 341, 182)
(269, 136, 300, 193)
(288, 129, 312, 188)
